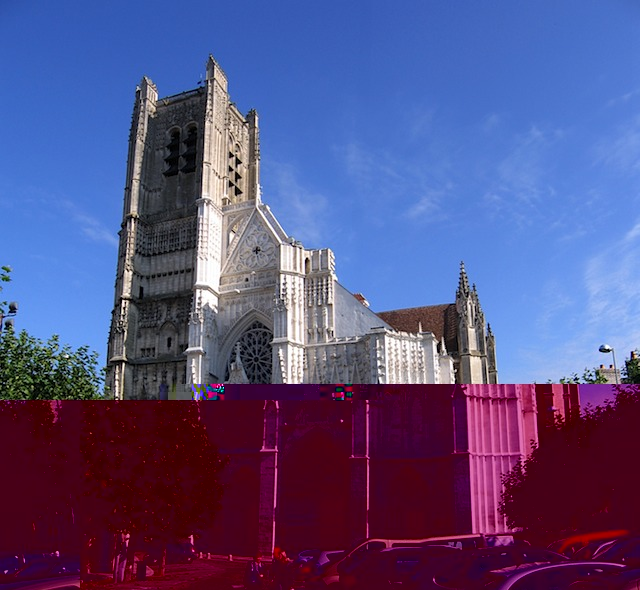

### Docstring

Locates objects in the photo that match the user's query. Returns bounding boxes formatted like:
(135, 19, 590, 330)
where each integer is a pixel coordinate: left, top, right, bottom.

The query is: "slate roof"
(375, 303, 459, 354)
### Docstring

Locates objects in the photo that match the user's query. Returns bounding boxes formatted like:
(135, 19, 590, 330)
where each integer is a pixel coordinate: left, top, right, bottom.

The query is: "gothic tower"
(455, 262, 498, 384)
(107, 56, 260, 399)
(107, 57, 491, 396)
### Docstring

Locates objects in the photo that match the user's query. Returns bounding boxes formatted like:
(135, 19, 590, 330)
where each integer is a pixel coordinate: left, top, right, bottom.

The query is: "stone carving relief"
(227, 223, 277, 273)
(136, 217, 197, 256)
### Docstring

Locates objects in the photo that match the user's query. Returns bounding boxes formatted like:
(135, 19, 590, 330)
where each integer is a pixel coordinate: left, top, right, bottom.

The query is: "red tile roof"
(375, 303, 459, 353)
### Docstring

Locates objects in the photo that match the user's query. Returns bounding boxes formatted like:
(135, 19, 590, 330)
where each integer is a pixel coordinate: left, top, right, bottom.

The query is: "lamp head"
(599, 344, 613, 353)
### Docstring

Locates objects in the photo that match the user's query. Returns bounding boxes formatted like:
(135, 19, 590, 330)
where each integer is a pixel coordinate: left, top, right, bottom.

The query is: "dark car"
(0, 556, 23, 578)
(411, 546, 568, 590)
(340, 546, 462, 590)
(0, 577, 80, 590)
(0, 557, 80, 584)
(295, 550, 346, 584)
(484, 561, 626, 590)
(595, 538, 640, 568)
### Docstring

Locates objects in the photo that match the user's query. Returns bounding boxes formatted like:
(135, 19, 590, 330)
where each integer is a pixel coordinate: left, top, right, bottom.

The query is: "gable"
(221, 208, 283, 276)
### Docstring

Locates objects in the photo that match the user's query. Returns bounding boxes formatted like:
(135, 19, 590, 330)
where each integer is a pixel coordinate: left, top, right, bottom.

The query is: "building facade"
(106, 56, 497, 399)
(197, 384, 538, 556)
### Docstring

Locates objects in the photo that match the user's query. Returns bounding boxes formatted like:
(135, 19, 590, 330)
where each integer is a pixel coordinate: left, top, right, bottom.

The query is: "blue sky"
(1, 0, 639, 387)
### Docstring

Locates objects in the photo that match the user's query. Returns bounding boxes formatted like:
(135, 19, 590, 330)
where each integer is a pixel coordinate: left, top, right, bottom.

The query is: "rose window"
(225, 321, 273, 383)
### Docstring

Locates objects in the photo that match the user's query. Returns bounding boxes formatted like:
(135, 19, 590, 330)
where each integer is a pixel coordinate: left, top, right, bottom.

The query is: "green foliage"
(0, 330, 106, 399)
(0, 264, 107, 399)
(553, 367, 609, 384)
(500, 384, 640, 543)
(623, 350, 640, 384)
(1, 264, 12, 315)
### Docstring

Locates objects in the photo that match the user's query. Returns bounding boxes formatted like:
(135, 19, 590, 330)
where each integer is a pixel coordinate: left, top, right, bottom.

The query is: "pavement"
(81, 556, 252, 590)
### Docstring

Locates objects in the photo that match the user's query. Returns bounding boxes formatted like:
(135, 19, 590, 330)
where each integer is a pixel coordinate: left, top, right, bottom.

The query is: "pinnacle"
(457, 261, 470, 297)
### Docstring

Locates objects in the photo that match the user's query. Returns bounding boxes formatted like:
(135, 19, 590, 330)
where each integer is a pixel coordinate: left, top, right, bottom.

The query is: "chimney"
(353, 293, 370, 307)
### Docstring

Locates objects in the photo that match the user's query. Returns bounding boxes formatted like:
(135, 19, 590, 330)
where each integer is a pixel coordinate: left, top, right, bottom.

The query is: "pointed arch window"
(182, 126, 197, 173)
(163, 130, 180, 177)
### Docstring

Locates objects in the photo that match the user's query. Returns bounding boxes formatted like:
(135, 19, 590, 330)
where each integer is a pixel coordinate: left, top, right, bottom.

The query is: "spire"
(457, 261, 470, 298)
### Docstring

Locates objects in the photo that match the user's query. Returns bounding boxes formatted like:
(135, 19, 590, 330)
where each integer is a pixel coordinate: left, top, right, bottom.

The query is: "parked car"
(310, 535, 493, 590)
(0, 557, 80, 585)
(296, 551, 346, 587)
(484, 561, 626, 590)
(595, 538, 640, 568)
(548, 531, 630, 558)
(411, 547, 567, 590)
(0, 576, 80, 590)
(341, 545, 462, 590)
(563, 567, 640, 590)
(0, 556, 22, 578)
(574, 541, 621, 562)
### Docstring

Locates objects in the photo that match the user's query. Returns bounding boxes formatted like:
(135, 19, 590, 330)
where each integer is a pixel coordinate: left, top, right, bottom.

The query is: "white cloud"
(482, 125, 564, 227)
(593, 115, 640, 175)
(605, 88, 640, 109)
(480, 112, 502, 134)
(262, 161, 329, 247)
(59, 200, 119, 248)
(336, 141, 450, 224)
(583, 215, 640, 359)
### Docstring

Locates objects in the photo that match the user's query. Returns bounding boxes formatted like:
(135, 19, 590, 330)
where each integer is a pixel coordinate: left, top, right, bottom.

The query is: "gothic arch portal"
(219, 311, 274, 384)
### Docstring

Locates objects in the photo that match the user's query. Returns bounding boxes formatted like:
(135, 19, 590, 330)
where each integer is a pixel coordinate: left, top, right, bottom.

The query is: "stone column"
(349, 400, 370, 544)
(258, 401, 279, 556)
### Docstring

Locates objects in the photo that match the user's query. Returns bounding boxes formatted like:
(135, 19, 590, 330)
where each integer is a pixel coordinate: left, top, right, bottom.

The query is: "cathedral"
(106, 56, 498, 400)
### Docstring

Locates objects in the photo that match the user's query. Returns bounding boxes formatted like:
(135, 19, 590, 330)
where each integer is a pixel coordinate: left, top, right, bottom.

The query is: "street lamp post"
(0, 301, 18, 333)
(598, 344, 619, 385)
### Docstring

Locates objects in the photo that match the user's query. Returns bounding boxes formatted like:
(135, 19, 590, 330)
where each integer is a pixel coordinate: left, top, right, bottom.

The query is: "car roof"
(493, 561, 627, 590)
(0, 575, 80, 590)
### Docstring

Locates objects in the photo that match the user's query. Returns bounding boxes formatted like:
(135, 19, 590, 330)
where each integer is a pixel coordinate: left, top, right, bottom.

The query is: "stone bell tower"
(455, 262, 498, 384)
(106, 55, 260, 399)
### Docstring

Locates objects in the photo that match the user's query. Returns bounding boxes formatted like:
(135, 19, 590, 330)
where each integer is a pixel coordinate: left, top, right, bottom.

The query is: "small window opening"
(167, 337, 172, 350)
(181, 127, 197, 173)
(139, 286, 144, 299)
(163, 130, 180, 177)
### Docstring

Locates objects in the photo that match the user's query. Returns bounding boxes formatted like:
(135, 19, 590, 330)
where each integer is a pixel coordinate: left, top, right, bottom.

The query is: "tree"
(551, 367, 608, 384)
(0, 265, 108, 399)
(0, 330, 107, 399)
(623, 350, 640, 384)
(500, 384, 640, 545)
(81, 402, 228, 579)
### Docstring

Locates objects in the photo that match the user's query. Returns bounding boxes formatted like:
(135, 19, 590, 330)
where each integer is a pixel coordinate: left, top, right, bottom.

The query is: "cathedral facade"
(106, 56, 498, 400)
